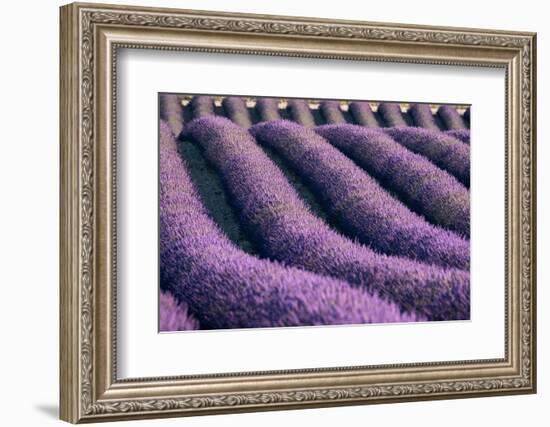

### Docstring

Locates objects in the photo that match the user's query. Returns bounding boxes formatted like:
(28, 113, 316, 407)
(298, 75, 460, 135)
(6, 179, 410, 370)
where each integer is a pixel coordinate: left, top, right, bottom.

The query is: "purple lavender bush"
(408, 103, 439, 131)
(438, 105, 466, 130)
(287, 99, 316, 127)
(316, 124, 470, 237)
(348, 101, 380, 127)
(385, 127, 470, 187)
(378, 102, 408, 127)
(445, 129, 470, 144)
(319, 100, 347, 124)
(251, 120, 469, 270)
(189, 95, 215, 119)
(161, 120, 417, 328)
(256, 97, 281, 122)
(159, 290, 200, 332)
(222, 96, 252, 128)
(182, 116, 470, 320)
(159, 94, 184, 136)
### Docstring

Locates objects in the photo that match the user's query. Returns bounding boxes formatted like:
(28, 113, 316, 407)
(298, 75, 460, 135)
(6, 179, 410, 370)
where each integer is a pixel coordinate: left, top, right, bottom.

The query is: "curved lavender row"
(189, 95, 215, 119)
(316, 124, 470, 237)
(348, 102, 379, 127)
(161, 120, 414, 327)
(159, 94, 184, 136)
(159, 290, 200, 332)
(182, 116, 470, 320)
(287, 99, 316, 127)
(408, 103, 439, 131)
(319, 100, 347, 124)
(438, 105, 466, 130)
(385, 127, 470, 187)
(378, 102, 408, 127)
(222, 96, 252, 128)
(251, 120, 469, 270)
(256, 97, 281, 122)
(445, 129, 470, 144)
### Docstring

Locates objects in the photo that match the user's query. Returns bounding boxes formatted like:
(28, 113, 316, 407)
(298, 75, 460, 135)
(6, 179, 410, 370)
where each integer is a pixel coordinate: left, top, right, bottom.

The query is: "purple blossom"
(408, 103, 439, 131)
(182, 116, 470, 320)
(159, 290, 200, 332)
(348, 101, 380, 127)
(161, 120, 417, 328)
(384, 127, 470, 187)
(256, 97, 281, 122)
(316, 124, 470, 237)
(378, 102, 407, 127)
(251, 120, 469, 270)
(445, 129, 470, 144)
(222, 96, 252, 128)
(189, 95, 215, 119)
(438, 105, 466, 130)
(319, 100, 347, 124)
(159, 94, 184, 136)
(287, 99, 316, 127)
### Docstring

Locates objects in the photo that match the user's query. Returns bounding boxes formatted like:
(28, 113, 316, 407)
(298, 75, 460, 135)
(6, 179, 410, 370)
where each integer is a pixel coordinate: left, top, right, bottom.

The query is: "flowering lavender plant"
(189, 95, 215, 119)
(159, 94, 184, 136)
(162, 120, 417, 328)
(182, 116, 470, 320)
(384, 127, 470, 187)
(256, 97, 281, 122)
(222, 96, 252, 128)
(378, 102, 407, 127)
(287, 99, 316, 127)
(250, 120, 469, 269)
(438, 105, 466, 130)
(408, 103, 439, 131)
(319, 100, 347, 124)
(316, 124, 470, 237)
(445, 129, 470, 144)
(348, 102, 380, 127)
(159, 290, 200, 332)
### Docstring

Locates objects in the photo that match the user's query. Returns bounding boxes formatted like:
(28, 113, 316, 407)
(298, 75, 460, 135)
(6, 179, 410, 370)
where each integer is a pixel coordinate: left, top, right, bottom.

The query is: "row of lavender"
(182, 94, 470, 135)
(160, 94, 471, 331)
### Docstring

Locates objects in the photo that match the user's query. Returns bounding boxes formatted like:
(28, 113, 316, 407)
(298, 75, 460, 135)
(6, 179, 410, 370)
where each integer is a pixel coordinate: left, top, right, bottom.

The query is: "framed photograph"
(59, 2, 537, 423)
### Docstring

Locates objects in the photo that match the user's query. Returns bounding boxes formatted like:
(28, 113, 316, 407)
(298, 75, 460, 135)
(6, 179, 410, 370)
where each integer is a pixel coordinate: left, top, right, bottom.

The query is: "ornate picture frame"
(60, 2, 536, 423)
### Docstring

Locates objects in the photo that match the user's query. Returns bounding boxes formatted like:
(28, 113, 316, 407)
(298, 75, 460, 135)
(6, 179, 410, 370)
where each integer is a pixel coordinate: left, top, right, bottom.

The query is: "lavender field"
(159, 94, 471, 332)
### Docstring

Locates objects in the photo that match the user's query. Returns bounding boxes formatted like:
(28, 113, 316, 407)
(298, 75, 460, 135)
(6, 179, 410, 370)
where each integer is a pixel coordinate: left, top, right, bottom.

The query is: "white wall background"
(0, 0, 545, 425)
